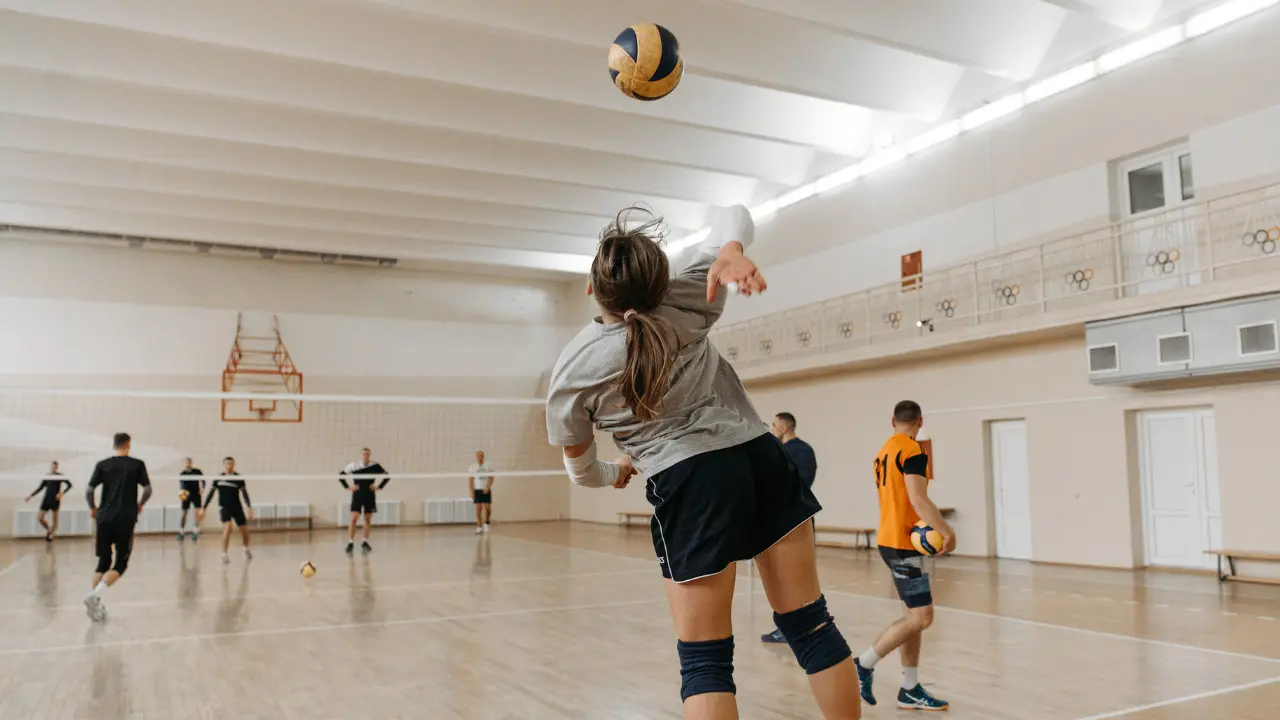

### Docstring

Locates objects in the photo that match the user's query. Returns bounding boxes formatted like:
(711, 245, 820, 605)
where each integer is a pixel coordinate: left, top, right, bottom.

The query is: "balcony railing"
(711, 181, 1280, 367)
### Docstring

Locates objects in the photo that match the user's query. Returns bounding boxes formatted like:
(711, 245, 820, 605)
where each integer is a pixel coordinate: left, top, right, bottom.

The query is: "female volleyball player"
(546, 206, 861, 719)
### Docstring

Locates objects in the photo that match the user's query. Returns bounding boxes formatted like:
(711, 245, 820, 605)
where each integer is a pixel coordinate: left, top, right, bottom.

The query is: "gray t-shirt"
(546, 205, 767, 477)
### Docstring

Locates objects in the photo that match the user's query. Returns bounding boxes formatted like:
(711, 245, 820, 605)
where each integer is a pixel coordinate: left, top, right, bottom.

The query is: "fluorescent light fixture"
(1097, 26, 1185, 73)
(859, 147, 908, 175)
(905, 120, 961, 155)
(750, 200, 780, 223)
(814, 164, 863, 194)
(1186, 0, 1280, 36)
(665, 227, 711, 255)
(961, 94, 1025, 131)
(1025, 62, 1099, 103)
(774, 184, 818, 210)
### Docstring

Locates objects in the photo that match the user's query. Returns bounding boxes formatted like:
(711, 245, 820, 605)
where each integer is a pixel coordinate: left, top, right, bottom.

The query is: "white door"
(1139, 409, 1220, 569)
(991, 420, 1033, 560)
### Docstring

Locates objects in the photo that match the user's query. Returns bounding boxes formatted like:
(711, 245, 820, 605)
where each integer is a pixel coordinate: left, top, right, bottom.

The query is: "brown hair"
(591, 207, 680, 421)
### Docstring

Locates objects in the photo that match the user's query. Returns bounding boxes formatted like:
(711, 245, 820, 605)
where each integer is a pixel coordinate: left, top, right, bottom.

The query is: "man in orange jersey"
(854, 400, 954, 711)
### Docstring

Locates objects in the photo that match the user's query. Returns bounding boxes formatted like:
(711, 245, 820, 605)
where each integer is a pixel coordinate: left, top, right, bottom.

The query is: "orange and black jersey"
(873, 434, 930, 551)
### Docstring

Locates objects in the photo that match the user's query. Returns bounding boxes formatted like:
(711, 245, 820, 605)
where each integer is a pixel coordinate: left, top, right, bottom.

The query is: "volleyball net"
(0, 385, 565, 491)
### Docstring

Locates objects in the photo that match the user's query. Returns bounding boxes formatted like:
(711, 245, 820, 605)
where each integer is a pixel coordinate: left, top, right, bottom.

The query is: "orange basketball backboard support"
(221, 313, 303, 422)
(919, 438, 935, 480)
(901, 250, 923, 291)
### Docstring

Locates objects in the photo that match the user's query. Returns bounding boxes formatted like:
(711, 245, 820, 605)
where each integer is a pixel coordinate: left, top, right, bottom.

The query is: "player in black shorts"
(199, 457, 253, 564)
(25, 460, 72, 542)
(177, 457, 206, 542)
(84, 433, 152, 621)
(340, 447, 390, 554)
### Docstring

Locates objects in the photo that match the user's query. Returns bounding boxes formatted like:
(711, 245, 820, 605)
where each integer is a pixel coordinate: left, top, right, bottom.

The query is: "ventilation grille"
(1088, 344, 1119, 373)
(1158, 334, 1192, 364)
(1239, 322, 1279, 356)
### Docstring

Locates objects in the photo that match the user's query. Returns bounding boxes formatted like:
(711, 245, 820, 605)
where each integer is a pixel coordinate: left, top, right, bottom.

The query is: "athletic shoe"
(177, 532, 185, 542)
(854, 659, 877, 706)
(760, 628, 787, 643)
(345, 542, 354, 555)
(361, 541, 372, 554)
(84, 594, 106, 622)
(191, 531, 199, 542)
(898, 684, 949, 711)
(221, 554, 230, 565)
(482, 523, 490, 533)
(475, 526, 484, 534)
(243, 548, 253, 560)
(44, 534, 53, 543)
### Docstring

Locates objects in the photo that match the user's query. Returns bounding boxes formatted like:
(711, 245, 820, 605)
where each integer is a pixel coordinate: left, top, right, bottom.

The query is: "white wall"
(722, 10, 1280, 325)
(0, 239, 576, 379)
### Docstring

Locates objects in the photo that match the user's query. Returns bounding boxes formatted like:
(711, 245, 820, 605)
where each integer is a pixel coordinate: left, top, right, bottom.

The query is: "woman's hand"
(614, 457, 638, 489)
(707, 242, 767, 302)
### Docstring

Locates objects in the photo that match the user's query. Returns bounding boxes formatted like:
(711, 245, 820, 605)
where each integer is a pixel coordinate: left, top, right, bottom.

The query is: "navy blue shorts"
(645, 433, 822, 583)
(880, 546, 933, 608)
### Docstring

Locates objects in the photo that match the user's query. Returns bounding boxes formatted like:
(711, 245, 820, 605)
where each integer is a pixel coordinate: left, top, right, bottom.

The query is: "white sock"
(902, 667, 919, 690)
(90, 581, 108, 598)
(858, 647, 881, 669)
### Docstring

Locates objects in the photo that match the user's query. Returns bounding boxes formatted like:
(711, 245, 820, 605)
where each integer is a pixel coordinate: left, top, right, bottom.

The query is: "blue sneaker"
(898, 684, 949, 711)
(760, 628, 786, 644)
(176, 532, 185, 542)
(854, 659, 876, 706)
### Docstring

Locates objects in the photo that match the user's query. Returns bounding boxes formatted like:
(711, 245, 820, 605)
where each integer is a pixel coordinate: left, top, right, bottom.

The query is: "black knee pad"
(773, 594, 852, 675)
(676, 636, 736, 701)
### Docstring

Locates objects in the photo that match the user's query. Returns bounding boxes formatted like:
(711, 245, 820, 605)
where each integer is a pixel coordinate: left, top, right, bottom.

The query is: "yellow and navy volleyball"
(608, 23, 683, 101)
(910, 522, 944, 556)
(178, 490, 189, 502)
(300, 561, 317, 579)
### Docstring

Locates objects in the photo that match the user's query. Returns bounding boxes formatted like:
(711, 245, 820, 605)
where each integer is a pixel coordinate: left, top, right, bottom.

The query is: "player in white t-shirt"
(468, 450, 495, 534)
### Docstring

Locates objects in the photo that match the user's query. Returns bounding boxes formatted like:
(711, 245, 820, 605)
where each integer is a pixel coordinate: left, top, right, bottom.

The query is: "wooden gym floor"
(0, 521, 1277, 719)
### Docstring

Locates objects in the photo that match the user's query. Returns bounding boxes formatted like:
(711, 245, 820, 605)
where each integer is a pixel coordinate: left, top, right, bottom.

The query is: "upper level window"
(1118, 145, 1194, 217)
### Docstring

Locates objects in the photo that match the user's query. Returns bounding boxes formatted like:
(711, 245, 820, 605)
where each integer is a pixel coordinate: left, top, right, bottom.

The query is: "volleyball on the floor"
(608, 23, 683, 101)
(178, 490, 189, 502)
(910, 522, 944, 556)
(300, 561, 317, 579)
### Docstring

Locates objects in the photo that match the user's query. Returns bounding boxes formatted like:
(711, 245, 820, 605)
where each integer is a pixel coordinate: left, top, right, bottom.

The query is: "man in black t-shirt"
(25, 460, 72, 542)
(84, 433, 152, 622)
(339, 447, 390, 555)
(177, 457, 206, 542)
(199, 457, 253, 564)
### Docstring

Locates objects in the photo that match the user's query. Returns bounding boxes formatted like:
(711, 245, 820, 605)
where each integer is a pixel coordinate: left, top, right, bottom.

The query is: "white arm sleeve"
(562, 442, 622, 489)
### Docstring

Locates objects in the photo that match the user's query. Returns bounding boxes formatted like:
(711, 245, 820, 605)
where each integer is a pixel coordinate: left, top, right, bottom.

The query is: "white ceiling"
(0, 0, 1218, 277)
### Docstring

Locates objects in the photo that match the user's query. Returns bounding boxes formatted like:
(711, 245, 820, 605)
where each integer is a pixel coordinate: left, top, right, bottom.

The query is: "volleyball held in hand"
(178, 490, 189, 502)
(910, 522, 944, 556)
(300, 561, 317, 579)
(608, 23, 683, 101)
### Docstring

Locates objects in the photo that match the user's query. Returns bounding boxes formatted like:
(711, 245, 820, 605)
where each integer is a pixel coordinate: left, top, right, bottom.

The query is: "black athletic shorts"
(95, 520, 135, 574)
(39, 498, 61, 512)
(880, 546, 933, 609)
(180, 493, 202, 511)
(220, 506, 248, 527)
(645, 432, 822, 583)
(351, 490, 377, 514)
(473, 489, 492, 504)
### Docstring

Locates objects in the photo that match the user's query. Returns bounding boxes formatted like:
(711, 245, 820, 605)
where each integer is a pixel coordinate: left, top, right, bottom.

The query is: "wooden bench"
(814, 525, 876, 550)
(814, 511, 955, 551)
(618, 511, 652, 527)
(1208, 550, 1280, 585)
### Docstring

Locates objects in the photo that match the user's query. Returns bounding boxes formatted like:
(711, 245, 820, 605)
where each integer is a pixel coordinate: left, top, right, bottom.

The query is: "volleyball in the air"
(608, 23, 683, 101)
(910, 522, 944, 556)
(300, 561, 317, 579)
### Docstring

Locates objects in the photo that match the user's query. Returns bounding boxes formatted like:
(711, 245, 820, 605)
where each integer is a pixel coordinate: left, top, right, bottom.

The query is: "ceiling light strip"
(661, 0, 1276, 254)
